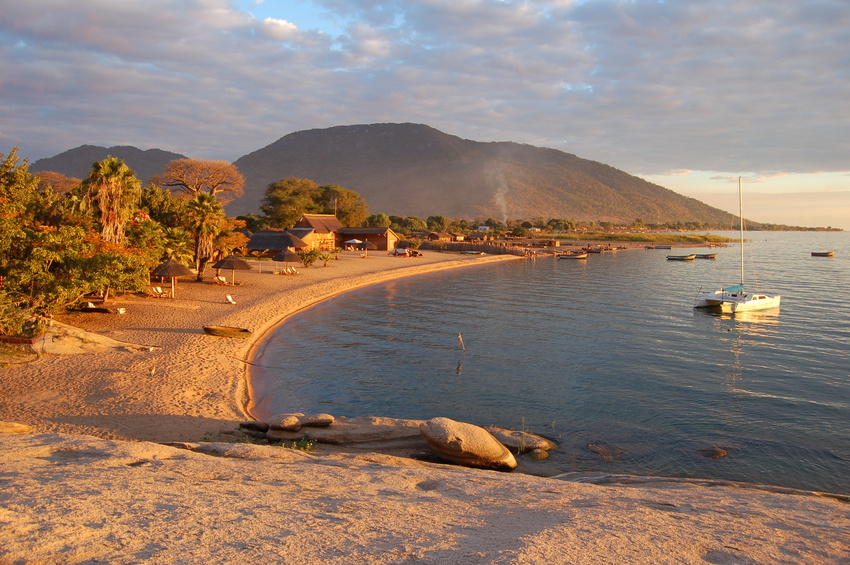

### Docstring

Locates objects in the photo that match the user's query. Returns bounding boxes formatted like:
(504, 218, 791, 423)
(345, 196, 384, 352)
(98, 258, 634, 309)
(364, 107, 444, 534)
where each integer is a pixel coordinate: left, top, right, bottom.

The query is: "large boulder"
(419, 417, 517, 471)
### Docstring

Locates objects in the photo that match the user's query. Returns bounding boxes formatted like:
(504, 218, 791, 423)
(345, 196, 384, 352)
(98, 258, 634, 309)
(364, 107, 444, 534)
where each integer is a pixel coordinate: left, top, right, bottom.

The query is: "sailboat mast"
(738, 176, 744, 288)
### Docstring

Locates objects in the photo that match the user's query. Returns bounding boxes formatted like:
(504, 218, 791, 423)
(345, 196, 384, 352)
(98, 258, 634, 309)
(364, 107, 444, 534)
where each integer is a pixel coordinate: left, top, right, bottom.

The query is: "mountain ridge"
(29, 124, 741, 227)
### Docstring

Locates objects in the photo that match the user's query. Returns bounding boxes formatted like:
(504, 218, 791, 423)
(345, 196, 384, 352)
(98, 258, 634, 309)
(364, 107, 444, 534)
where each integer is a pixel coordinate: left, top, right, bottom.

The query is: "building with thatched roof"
(246, 230, 309, 257)
(290, 214, 344, 250)
(338, 227, 400, 251)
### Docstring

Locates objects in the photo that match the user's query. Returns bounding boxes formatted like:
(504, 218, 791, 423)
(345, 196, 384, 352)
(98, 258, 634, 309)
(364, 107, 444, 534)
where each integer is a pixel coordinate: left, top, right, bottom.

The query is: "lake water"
(250, 232, 850, 494)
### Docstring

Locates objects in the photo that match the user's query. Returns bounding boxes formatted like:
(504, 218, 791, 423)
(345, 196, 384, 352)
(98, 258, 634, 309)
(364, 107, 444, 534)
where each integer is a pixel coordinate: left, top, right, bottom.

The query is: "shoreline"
(0, 250, 519, 442)
(2, 250, 849, 563)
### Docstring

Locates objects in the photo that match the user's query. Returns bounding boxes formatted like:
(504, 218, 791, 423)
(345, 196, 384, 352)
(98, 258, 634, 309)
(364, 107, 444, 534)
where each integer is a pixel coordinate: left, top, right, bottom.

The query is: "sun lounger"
(225, 294, 236, 305)
(213, 275, 229, 285)
(146, 286, 168, 298)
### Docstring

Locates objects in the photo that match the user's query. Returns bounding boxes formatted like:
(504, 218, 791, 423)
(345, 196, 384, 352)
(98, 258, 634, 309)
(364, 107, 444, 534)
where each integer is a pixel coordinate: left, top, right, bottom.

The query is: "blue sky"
(2, 0, 849, 228)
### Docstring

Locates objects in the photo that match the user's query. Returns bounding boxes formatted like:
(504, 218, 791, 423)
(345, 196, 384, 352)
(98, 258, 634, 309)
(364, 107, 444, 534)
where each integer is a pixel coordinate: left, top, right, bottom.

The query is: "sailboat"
(693, 177, 781, 313)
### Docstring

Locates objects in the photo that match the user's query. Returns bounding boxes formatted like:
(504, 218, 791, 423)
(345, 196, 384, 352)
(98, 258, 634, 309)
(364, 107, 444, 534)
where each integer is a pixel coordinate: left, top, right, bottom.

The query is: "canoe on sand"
(203, 326, 252, 339)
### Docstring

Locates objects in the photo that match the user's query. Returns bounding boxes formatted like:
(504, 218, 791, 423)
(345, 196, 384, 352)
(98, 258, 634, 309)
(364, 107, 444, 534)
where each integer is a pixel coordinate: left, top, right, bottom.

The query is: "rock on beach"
(419, 417, 517, 471)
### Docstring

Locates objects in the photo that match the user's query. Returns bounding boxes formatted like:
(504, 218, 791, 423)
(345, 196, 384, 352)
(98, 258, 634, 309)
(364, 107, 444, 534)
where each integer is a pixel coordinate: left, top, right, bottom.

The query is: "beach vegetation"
(186, 193, 226, 280)
(296, 248, 322, 268)
(272, 433, 316, 452)
(80, 157, 142, 245)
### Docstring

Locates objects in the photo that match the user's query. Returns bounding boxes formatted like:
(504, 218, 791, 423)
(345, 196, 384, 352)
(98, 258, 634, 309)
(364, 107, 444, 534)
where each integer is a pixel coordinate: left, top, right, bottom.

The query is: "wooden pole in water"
(457, 333, 465, 351)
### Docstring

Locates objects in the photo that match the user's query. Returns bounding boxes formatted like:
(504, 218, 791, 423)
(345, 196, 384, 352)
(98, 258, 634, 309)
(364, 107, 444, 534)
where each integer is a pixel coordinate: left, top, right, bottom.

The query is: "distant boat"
(557, 252, 588, 259)
(655, 245, 673, 250)
(694, 177, 781, 313)
(695, 253, 718, 259)
(667, 254, 696, 261)
(811, 251, 835, 257)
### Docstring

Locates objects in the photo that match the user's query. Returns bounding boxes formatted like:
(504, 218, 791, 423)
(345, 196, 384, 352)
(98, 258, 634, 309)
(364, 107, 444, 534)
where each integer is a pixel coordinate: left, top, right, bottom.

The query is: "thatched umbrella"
(272, 249, 301, 268)
(356, 240, 377, 258)
(151, 258, 194, 298)
(212, 255, 252, 285)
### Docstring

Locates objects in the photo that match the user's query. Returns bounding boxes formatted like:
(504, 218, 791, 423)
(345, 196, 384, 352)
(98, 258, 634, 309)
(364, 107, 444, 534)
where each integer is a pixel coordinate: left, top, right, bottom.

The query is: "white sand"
(1, 250, 848, 564)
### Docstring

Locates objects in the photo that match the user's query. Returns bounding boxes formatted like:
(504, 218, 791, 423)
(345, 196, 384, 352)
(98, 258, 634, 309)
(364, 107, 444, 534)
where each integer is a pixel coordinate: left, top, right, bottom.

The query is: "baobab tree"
(154, 159, 244, 203)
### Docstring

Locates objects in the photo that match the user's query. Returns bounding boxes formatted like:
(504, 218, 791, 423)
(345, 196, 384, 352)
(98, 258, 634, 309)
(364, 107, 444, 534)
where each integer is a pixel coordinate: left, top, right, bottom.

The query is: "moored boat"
(557, 252, 588, 259)
(695, 253, 717, 259)
(811, 251, 835, 257)
(667, 254, 696, 261)
(693, 177, 780, 313)
(203, 325, 252, 338)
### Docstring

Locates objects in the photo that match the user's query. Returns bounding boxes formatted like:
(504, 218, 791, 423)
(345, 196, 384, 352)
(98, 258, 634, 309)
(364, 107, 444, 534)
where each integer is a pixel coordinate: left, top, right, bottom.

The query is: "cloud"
(1, 0, 848, 188)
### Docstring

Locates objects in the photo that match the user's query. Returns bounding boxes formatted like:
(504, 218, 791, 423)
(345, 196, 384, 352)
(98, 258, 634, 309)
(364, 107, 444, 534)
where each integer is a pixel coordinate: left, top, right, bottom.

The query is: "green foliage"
(261, 177, 322, 229)
(274, 433, 316, 452)
(187, 193, 225, 278)
(141, 184, 189, 228)
(317, 249, 340, 267)
(81, 157, 141, 244)
(0, 149, 155, 336)
(296, 248, 321, 268)
(261, 177, 369, 229)
(318, 184, 369, 227)
(365, 212, 392, 228)
(426, 215, 448, 232)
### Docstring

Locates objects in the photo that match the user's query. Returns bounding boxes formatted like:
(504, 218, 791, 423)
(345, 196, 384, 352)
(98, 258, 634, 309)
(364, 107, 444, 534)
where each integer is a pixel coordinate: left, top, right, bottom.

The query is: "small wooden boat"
(655, 245, 673, 250)
(811, 251, 835, 257)
(557, 252, 588, 259)
(695, 253, 717, 259)
(667, 254, 696, 261)
(203, 325, 252, 338)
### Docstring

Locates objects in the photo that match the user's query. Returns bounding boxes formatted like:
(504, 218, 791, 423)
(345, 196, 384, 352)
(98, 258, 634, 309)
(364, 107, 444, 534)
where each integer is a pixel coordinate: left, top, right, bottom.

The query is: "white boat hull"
(720, 293, 781, 313)
(694, 289, 781, 312)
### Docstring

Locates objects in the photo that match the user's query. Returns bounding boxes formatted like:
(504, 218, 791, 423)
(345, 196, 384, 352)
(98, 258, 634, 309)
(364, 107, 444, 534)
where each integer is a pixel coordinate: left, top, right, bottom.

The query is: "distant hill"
(30, 145, 187, 184)
(229, 123, 739, 227)
(28, 125, 747, 227)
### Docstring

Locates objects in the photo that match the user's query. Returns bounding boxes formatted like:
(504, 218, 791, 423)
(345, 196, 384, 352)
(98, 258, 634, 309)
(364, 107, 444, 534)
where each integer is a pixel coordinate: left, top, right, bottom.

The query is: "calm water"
(250, 232, 850, 494)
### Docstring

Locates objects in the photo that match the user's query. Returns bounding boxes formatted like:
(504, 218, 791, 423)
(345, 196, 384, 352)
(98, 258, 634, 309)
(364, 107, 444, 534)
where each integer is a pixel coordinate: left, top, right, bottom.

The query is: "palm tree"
(81, 157, 141, 245)
(186, 193, 224, 280)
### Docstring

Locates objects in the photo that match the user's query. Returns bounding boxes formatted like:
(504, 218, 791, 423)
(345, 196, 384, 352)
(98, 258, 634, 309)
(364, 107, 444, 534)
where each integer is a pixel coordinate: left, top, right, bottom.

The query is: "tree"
(260, 177, 369, 229)
(318, 184, 368, 227)
(153, 159, 245, 203)
(427, 215, 447, 232)
(186, 193, 225, 280)
(261, 177, 322, 229)
(365, 213, 392, 228)
(141, 183, 189, 228)
(81, 157, 141, 245)
(34, 171, 81, 195)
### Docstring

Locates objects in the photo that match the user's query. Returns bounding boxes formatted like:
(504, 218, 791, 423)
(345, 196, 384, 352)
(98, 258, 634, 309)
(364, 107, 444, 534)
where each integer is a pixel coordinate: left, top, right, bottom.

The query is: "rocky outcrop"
(419, 417, 517, 471)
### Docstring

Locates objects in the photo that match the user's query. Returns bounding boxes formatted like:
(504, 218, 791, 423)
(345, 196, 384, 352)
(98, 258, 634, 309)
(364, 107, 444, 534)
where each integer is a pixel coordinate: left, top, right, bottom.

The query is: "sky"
(2, 0, 849, 229)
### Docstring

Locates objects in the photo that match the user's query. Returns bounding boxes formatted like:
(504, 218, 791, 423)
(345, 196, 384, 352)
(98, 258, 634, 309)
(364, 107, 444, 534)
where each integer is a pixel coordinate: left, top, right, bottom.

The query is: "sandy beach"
(1, 249, 848, 564)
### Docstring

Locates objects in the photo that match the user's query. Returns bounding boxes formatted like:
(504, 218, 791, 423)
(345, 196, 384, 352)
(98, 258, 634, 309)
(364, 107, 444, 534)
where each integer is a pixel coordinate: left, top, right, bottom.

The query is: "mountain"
(229, 123, 737, 226)
(30, 145, 187, 184)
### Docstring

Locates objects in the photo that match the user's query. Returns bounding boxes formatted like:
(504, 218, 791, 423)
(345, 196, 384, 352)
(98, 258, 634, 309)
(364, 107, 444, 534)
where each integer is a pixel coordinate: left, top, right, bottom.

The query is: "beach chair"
(146, 286, 168, 298)
(225, 294, 236, 305)
(213, 275, 228, 286)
